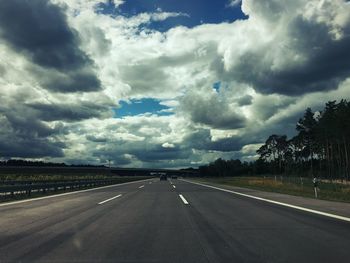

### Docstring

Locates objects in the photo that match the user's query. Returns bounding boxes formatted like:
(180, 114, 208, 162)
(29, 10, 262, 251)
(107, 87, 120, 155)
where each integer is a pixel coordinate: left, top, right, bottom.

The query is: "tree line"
(199, 100, 350, 180)
(199, 158, 253, 177)
(257, 100, 350, 180)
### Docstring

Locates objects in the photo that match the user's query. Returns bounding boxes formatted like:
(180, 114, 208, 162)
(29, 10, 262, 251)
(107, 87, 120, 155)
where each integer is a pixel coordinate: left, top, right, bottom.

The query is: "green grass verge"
(190, 177, 350, 203)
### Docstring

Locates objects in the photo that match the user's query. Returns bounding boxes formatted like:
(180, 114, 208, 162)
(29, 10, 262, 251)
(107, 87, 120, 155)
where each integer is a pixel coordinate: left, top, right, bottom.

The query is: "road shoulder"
(184, 179, 350, 219)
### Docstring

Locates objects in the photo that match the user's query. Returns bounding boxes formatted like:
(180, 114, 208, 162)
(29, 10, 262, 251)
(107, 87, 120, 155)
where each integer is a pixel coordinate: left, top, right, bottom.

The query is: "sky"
(1, 0, 350, 168)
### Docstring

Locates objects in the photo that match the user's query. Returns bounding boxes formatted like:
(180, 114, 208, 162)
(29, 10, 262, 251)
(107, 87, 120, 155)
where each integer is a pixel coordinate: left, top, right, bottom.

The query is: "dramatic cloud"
(1, 0, 350, 167)
(0, 109, 65, 158)
(0, 0, 100, 92)
(180, 86, 247, 130)
(28, 102, 111, 122)
(219, 0, 350, 95)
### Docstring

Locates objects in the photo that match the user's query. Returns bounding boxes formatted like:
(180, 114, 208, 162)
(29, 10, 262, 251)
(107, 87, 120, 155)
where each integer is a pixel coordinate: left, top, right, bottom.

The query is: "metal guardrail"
(0, 178, 125, 197)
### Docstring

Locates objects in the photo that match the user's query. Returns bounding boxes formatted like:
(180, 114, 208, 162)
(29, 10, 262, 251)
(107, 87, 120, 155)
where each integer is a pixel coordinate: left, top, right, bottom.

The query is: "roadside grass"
(0, 173, 114, 181)
(191, 176, 350, 203)
(0, 175, 153, 203)
(0, 167, 112, 181)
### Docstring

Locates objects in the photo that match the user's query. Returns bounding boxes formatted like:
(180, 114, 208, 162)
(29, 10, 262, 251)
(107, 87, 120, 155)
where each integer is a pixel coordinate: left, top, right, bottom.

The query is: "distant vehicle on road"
(171, 175, 178, 179)
(159, 173, 167, 181)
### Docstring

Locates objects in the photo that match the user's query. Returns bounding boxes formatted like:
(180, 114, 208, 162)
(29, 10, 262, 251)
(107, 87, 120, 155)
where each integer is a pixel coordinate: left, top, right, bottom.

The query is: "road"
(0, 178, 349, 263)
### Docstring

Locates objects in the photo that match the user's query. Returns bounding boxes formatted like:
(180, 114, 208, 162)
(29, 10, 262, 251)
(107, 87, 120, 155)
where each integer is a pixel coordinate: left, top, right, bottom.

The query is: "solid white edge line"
(0, 178, 154, 207)
(98, 194, 122, 205)
(181, 179, 350, 223)
(179, 194, 189, 205)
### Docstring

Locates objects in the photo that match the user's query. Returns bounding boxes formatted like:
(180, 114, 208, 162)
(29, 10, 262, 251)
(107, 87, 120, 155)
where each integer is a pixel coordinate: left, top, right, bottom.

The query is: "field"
(193, 176, 350, 203)
(0, 166, 153, 202)
(0, 166, 112, 180)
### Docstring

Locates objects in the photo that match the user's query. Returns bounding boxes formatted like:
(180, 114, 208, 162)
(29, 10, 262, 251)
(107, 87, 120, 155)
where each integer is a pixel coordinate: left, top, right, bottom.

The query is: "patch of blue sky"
(114, 98, 174, 118)
(95, 1, 119, 16)
(97, 0, 247, 32)
(213, 81, 221, 91)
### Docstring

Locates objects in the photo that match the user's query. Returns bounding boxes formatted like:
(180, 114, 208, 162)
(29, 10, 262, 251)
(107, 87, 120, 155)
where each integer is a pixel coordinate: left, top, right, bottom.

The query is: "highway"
(0, 178, 349, 263)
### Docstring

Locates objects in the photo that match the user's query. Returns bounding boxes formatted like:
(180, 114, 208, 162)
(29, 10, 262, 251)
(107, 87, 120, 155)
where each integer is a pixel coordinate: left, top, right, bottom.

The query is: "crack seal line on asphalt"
(98, 194, 122, 205)
(182, 179, 350, 223)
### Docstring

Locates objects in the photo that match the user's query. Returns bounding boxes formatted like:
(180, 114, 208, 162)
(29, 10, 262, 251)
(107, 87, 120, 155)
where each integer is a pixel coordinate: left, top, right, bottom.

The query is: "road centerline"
(179, 194, 189, 205)
(98, 194, 122, 205)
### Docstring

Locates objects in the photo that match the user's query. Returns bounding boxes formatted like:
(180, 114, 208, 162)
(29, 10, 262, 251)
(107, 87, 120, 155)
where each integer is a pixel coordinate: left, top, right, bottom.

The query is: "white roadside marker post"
(313, 177, 318, 198)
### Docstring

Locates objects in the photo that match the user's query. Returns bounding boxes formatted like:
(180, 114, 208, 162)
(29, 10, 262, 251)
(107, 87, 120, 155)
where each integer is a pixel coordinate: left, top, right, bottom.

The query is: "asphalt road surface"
(0, 178, 349, 263)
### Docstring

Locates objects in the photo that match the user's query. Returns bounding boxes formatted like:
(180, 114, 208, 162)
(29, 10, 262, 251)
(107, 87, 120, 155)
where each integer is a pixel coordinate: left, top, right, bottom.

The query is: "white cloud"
(162, 142, 175, 148)
(228, 0, 242, 7)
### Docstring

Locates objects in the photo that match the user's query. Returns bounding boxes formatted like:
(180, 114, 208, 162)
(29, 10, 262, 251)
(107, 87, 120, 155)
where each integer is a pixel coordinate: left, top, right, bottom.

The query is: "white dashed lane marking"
(98, 194, 122, 205)
(179, 194, 189, 205)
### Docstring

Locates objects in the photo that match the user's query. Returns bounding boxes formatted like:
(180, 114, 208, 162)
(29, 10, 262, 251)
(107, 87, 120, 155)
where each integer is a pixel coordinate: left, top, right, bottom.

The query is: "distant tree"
(296, 108, 317, 176)
(199, 158, 253, 177)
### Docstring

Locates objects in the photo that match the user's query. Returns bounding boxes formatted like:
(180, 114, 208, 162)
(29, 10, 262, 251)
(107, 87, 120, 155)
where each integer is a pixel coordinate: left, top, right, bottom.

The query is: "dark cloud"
(5, 113, 57, 138)
(194, 112, 245, 130)
(40, 71, 101, 92)
(121, 143, 188, 162)
(184, 129, 254, 152)
(92, 152, 133, 166)
(92, 141, 191, 166)
(0, 0, 83, 70)
(0, 112, 65, 158)
(236, 95, 253, 106)
(86, 135, 108, 143)
(0, 138, 64, 159)
(0, 0, 101, 92)
(28, 102, 111, 122)
(135, 145, 188, 162)
(251, 95, 296, 121)
(180, 89, 246, 130)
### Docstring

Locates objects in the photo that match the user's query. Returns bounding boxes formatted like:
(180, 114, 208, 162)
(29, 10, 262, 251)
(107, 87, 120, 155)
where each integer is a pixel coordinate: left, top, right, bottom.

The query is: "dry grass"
(247, 178, 283, 187)
(194, 176, 350, 203)
(341, 187, 350, 194)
